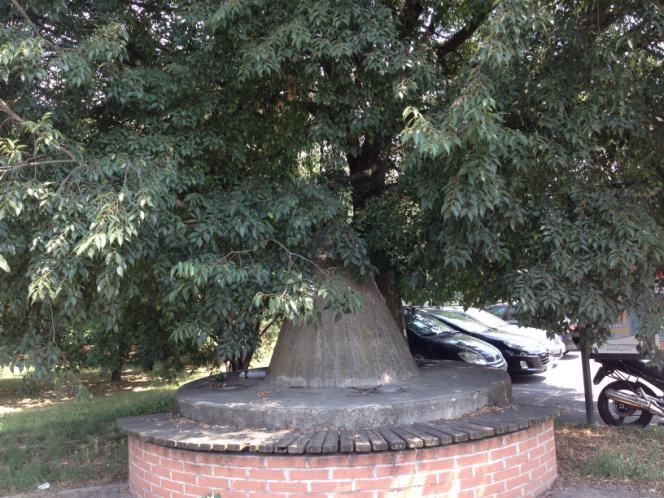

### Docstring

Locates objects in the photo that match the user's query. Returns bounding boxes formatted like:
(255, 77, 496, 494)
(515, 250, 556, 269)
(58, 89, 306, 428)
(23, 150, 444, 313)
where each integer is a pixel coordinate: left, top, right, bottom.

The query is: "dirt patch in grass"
(556, 423, 664, 494)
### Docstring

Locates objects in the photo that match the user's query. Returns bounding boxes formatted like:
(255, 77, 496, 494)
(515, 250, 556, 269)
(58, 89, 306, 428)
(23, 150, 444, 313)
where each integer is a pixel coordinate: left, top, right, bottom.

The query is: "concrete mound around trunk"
(175, 361, 511, 431)
(267, 269, 419, 388)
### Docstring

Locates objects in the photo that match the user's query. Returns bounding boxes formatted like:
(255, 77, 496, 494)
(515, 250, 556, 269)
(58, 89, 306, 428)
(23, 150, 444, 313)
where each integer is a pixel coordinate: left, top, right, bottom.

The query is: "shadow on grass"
(0, 367, 185, 413)
(0, 381, 178, 495)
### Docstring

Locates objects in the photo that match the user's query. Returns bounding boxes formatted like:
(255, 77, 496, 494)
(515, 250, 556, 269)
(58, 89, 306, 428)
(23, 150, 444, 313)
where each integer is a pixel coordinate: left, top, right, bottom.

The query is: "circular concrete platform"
(176, 361, 511, 431)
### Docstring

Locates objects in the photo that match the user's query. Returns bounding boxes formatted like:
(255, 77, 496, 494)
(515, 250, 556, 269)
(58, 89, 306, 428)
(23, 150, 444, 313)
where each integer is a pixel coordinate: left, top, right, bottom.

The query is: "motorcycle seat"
(622, 359, 664, 381)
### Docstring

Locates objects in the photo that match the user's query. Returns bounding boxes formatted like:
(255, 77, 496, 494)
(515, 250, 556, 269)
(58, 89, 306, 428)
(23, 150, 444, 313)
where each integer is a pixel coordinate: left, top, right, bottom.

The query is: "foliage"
(1, 0, 662, 377)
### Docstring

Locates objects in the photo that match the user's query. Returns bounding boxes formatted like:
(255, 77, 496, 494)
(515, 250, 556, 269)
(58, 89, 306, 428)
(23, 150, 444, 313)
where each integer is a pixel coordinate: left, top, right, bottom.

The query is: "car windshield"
(407, 313, 456, 337)
(465, 308, 509, 329)
(487, 305, 506, 316)
(431, 310, 489, 334)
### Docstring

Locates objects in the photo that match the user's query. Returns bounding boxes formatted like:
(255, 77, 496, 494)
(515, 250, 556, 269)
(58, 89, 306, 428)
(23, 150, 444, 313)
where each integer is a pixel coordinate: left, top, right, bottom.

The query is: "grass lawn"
(556, 423, 664, 493)
(0, 367, 201, 495)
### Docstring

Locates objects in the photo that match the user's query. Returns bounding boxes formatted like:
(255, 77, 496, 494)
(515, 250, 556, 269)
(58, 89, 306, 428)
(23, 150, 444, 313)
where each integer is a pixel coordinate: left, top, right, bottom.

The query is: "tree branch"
(0, 99, 79, 164)
(8, 0, 56, 49)
(436, 4, 494, 61)
(259, 317, 278, 338)
(399, 0, 425, 38)
(346, 139, 381, 173)
(0, 159, 76, 173)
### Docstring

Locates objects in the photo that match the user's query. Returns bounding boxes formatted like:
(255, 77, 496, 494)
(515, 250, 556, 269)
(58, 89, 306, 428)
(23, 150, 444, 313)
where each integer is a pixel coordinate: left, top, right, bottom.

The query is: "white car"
(448, 306, 567, 360)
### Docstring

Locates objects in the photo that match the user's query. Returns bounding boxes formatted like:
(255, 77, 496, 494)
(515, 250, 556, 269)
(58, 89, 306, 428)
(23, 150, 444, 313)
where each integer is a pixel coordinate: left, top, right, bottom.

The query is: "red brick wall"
(127, 420, 556, 498)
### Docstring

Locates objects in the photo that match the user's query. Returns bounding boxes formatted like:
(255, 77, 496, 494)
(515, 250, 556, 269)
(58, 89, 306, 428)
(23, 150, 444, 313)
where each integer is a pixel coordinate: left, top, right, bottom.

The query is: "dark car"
(422, 308, 550, 375)
(404, 308, 506, 370)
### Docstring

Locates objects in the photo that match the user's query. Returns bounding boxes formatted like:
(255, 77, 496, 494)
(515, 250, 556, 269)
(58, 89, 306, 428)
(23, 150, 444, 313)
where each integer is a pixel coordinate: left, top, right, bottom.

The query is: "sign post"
(580, 344, 595, 425)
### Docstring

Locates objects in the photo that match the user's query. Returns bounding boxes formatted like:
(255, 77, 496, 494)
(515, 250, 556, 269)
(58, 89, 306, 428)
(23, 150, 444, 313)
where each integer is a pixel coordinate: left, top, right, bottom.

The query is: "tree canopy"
(1, 0, 662, 379)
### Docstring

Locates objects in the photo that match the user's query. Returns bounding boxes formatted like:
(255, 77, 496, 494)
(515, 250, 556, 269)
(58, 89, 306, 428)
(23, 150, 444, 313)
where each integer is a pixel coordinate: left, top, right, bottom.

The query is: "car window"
(489, 305, 506, 319)
(431, 310, 488, 333)
(466, 309, 508, 329)
(437, 311, 481, 324)
(406, 313, 455, 337)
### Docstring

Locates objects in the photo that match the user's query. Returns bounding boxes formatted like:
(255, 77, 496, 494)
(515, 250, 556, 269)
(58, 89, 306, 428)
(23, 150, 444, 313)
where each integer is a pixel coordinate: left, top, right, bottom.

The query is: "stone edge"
(175, 363, 512, 431)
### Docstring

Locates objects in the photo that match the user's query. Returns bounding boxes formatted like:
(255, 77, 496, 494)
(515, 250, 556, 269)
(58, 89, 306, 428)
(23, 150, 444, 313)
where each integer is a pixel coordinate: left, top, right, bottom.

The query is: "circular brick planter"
(123, 415, 556, 498)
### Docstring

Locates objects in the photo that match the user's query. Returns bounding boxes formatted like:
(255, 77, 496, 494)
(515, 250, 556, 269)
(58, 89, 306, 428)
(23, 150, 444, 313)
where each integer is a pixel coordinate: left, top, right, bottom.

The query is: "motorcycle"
(593, 357, 664, 427)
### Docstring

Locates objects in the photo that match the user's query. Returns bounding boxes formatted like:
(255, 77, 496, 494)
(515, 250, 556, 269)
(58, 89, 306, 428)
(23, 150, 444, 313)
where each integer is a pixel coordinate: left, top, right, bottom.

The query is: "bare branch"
(267, 238, 329, 277)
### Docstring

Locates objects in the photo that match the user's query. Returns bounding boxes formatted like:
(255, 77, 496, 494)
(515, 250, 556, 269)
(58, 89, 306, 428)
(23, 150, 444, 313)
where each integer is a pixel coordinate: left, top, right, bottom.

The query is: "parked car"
(486, 303, 576, 350)
(422, 307, 551, 375)
(453, 306, 566, 359)
(404, 308, 507, 370)
(485, 303, 518, 324)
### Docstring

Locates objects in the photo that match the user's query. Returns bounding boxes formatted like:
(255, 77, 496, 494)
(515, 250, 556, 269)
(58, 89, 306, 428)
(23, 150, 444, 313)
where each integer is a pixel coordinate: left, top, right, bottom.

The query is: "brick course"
(127, 420, 556, 498)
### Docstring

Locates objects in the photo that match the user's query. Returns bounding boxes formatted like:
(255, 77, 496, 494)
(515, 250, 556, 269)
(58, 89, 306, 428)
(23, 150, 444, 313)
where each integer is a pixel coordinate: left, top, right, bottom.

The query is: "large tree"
(1, 0, 662, 379)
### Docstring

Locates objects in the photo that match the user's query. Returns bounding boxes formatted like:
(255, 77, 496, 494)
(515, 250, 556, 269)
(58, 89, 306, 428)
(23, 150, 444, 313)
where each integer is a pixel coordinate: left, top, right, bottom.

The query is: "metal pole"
(580, 345, 596, 425)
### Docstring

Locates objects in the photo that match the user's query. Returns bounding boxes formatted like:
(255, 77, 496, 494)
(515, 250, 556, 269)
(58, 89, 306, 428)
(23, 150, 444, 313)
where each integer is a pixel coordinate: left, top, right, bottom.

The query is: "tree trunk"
(111, 366, 122, 382)
(375, 269, 407, 339)
(226, 351, 254, 372)
(346, 138, 406, 336)
(347, 139, 385, 212)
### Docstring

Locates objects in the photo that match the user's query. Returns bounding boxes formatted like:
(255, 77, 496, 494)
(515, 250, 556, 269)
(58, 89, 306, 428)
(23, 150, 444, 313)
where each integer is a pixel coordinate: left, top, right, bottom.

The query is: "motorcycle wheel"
(597, 380, 654, 427)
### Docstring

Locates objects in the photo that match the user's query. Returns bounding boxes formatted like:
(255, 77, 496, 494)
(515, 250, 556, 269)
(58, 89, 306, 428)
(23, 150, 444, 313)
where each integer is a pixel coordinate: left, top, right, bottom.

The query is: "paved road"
(512, 351, 663, 425)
